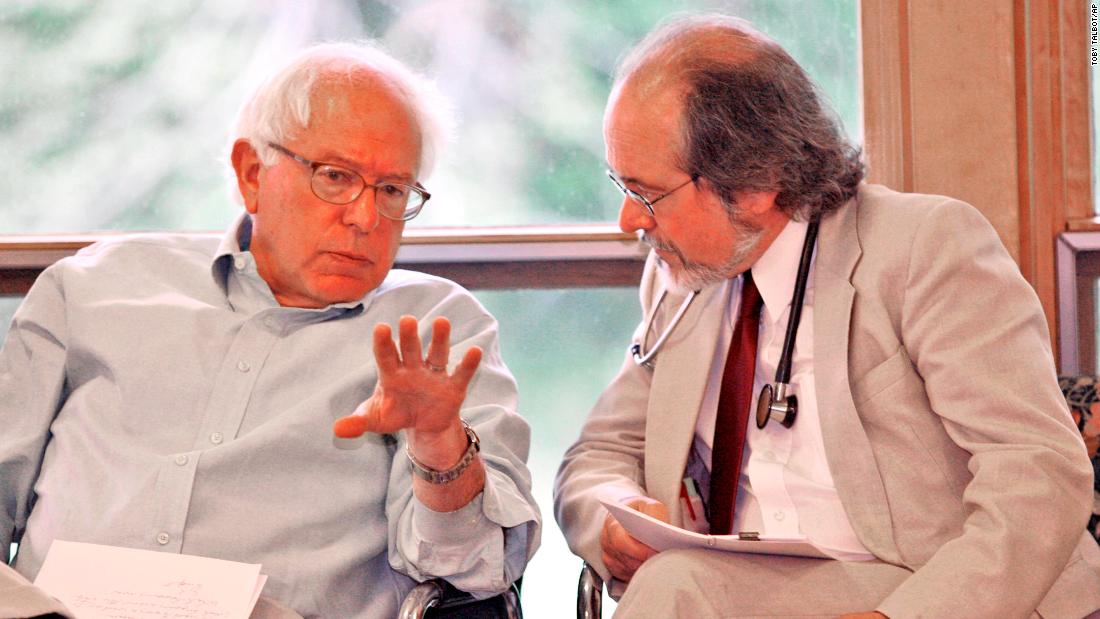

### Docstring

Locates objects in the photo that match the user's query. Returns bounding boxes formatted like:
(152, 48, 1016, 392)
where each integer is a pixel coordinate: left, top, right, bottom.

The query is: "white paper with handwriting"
(34, 540, 267, 619)
(601, 499, 834, 559)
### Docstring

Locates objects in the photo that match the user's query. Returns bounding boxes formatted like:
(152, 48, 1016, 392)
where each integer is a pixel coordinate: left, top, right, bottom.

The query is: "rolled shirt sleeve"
(385, 292, 541, 596)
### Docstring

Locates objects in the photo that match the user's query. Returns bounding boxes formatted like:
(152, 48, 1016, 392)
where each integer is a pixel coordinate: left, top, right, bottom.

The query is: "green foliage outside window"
(1, 0, 857, 231)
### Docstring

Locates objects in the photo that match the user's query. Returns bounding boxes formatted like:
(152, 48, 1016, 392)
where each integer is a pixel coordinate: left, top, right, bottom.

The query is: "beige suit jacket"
(554, 184, 1100, 618)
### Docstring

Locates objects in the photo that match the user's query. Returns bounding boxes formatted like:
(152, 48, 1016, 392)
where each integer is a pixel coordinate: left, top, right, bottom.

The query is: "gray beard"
(647, 216, 765, 294)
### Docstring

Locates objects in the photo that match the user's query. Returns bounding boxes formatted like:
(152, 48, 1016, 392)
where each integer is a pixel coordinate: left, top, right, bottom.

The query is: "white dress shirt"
(694, 219, 873, 560)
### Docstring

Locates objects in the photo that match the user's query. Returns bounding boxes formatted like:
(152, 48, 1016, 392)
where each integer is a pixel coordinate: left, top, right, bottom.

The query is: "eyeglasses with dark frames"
(606, 170, 699, 217)
(267, 142, 430, 221)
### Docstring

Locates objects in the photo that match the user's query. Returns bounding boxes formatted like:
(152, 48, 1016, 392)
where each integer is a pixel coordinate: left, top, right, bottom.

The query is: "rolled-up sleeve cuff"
(481, 465, 541, 528)
(413, 492, 491, 544)
(405, 466, 540, 596)
(410, 465, 540, 547)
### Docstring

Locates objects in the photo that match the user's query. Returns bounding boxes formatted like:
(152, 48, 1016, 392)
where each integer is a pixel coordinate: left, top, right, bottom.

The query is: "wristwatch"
(406, 420, 481, 484)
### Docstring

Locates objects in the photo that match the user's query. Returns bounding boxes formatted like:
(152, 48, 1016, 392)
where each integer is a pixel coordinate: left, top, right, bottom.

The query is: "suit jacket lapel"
(814, 198, 902, 564)
(645, 282, 729, 525)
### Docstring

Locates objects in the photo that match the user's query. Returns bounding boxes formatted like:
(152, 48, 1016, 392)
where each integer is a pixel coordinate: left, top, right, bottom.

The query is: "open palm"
(334, 315, 482, 438)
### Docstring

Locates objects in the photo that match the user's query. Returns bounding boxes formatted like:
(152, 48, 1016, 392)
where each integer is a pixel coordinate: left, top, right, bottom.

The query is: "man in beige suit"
(554, 14, 1100, 618)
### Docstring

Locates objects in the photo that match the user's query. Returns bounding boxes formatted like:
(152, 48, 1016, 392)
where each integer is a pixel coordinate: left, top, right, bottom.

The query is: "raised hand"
(333, 315, 482, 456)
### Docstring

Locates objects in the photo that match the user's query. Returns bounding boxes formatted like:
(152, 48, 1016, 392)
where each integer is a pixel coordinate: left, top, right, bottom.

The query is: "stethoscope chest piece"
(756, 382, 798, 429)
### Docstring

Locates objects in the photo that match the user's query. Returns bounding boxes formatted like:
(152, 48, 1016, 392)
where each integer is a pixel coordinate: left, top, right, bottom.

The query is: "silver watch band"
(406, 420, 481, 484)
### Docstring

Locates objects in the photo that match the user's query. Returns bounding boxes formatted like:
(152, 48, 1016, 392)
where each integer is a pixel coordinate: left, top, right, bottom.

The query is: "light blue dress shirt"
(0, 215, 541, 618)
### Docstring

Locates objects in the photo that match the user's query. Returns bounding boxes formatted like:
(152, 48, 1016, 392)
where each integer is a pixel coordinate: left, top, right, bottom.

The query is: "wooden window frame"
(862, 0, 1092, 368)
(0, 226, 648, 293)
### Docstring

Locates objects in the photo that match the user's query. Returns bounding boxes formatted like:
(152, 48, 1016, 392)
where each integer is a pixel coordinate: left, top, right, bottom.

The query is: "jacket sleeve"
(553, 253, 662, 583)
(876, 199, 1093, 618)
(0, 266, 69, 560)
(385, 289, 541, 598)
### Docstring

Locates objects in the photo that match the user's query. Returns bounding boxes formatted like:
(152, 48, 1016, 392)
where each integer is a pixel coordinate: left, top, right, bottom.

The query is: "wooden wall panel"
(906, 0, 1022, 261)
(862, 0, 1092, 357)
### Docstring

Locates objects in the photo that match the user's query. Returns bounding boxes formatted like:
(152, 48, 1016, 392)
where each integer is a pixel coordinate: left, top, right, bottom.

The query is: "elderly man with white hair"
(0, 42, 540, 618)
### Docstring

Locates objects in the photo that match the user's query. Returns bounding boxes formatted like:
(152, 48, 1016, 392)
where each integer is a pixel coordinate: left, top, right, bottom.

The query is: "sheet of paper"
(249, 576, 268, 613)
(34, 540, 266, 619)
(601, 499, 834, 559)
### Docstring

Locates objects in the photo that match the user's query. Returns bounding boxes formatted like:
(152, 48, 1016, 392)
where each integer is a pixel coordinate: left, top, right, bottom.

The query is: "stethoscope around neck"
(630, 217, 820, 430)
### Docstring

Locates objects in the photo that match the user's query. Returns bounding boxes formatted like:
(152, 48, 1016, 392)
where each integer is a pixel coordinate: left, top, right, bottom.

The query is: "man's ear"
(697, 177, 779, 217)
(231, 139, 262, 214)
(737, 190, 780, 216)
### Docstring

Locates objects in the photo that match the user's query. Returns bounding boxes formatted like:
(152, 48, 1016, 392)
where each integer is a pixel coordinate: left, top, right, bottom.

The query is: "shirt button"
(764, 450, 776, 460)
(774, 511, 786, 522)
(233, 256, 246, 270)
(264, 316, 279, 329)
(156, 532, 170, 545)
(237, 360, 250, 373)
(174, 454, 188, 466)
(210, 432, 224, 445)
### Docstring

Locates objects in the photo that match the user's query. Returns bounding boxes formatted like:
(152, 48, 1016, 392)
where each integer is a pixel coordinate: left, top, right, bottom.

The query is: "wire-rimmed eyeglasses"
(267, 142, 430, 221)
(606, 170, 699, 217)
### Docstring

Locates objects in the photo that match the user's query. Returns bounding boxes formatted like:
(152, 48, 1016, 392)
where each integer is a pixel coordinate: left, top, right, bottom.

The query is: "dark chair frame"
(399, 578, 522, 619)
(577, 562, 603, 619)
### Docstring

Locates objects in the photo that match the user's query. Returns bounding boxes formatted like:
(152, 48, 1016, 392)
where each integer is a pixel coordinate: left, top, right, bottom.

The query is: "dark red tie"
(709, 270, 763, 535)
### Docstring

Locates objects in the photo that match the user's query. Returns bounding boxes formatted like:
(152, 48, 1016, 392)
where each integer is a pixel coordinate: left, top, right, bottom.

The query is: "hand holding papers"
(601, 499, 834, 559)
(34, 540, 267, 619)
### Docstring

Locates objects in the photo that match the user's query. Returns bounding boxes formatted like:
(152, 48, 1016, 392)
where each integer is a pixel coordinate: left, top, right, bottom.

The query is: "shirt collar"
(210, 212, 369, 313)
(212, 213, 251, 267)
(209, 213, 251, 295)
(749, 218, 813, 320)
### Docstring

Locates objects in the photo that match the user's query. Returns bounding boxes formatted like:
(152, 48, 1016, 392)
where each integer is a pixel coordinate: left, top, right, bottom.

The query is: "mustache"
(641, 233, 678, 254)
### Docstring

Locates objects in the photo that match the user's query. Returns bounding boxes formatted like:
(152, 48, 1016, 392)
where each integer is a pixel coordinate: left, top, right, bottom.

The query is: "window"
(1, 1, 859, 616)
(0, 298, 19, 340)
(478, 287, 638, 614)
(1, 0, 858, 232)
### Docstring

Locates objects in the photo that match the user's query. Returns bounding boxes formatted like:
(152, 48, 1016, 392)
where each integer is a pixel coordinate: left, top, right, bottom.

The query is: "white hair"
(232, 41, 453, 179)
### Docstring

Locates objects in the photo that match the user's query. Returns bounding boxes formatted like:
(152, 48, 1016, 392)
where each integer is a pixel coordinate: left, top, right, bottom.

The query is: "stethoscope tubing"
(774, 216, 819, 385)
(631, 289, 698, 368)
(631, 216, 821, 429)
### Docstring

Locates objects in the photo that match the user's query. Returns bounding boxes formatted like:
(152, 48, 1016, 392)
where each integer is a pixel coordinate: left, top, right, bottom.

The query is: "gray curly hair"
(616, 14, 863, 220)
